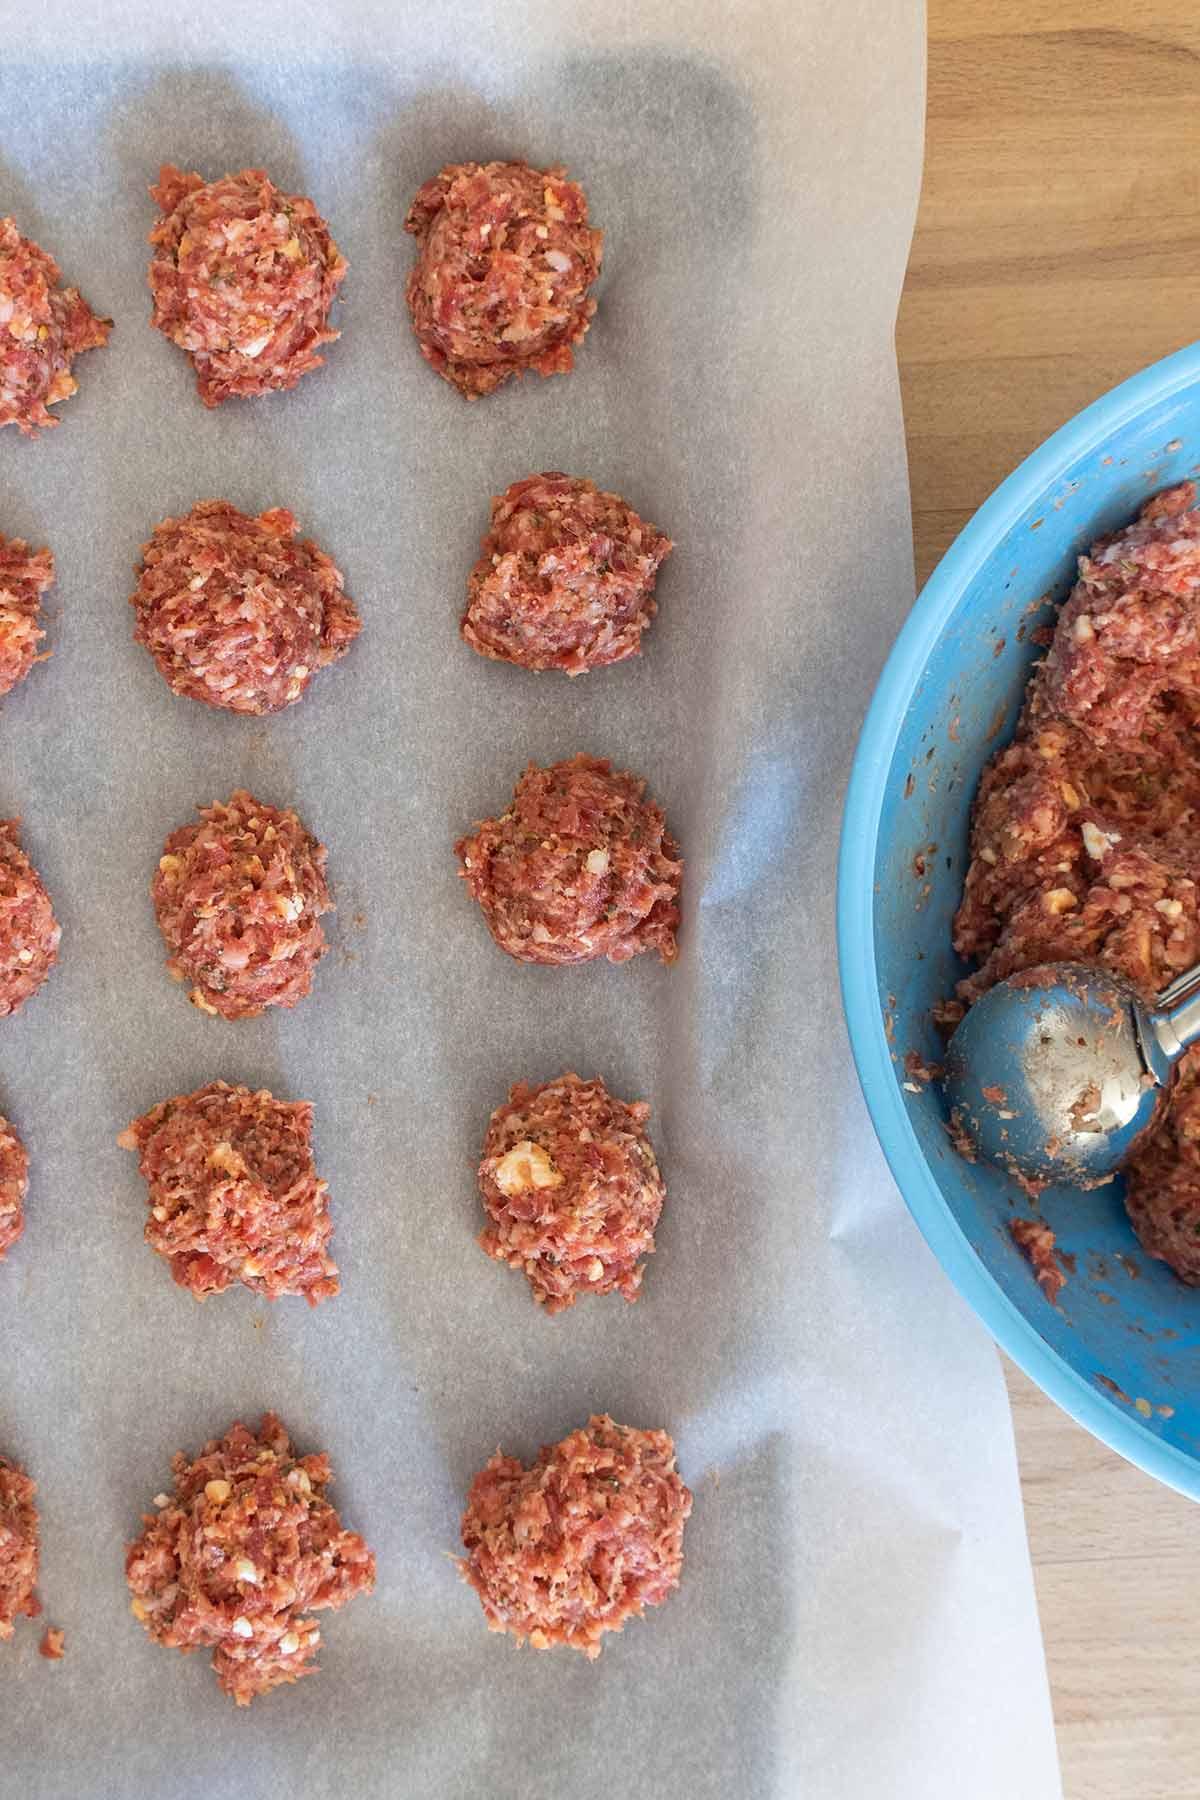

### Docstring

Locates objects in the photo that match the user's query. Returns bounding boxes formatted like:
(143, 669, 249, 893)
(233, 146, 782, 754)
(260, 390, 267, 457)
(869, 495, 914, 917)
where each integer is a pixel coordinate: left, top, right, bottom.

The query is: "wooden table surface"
(897, 5, 1200, 1796)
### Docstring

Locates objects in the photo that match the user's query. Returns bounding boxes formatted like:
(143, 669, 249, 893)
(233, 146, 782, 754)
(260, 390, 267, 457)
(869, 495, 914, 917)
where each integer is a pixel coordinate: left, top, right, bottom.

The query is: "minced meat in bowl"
(838, 342, 1200, 1499)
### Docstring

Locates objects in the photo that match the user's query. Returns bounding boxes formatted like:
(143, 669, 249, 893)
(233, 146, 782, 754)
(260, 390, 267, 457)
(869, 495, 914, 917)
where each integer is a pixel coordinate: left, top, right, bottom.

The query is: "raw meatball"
(152, 790, 331, 1019)
(131, 500, 361, 714)
(0, 1456, 39, 1642)
(459, 1415, 691, 1658)
(119, 1081, 338, 1305)
(0, 1115, 30, 1265)
(126, 1413, 374, 1705)
(148, 165, 346, 407)
(456, 754, 682, 965)
(0, 536, 53, 698)
(404, 161, 602, 399)
(478, 1073, 664, 1312)
(462, 473, 672, 675)
(1037, 482, 1200, 746)
(0, 217, 110, 434)
(0, 821, 60, 1016)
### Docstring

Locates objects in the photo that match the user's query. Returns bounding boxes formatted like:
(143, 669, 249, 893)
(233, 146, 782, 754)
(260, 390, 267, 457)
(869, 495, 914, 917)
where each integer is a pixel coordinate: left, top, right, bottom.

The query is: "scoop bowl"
(941, 964, 1172, 1187)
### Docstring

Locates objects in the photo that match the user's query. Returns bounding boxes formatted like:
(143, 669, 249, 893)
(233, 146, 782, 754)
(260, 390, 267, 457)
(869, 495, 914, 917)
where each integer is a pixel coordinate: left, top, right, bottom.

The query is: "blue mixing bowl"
(839, 341, 1200, 1498)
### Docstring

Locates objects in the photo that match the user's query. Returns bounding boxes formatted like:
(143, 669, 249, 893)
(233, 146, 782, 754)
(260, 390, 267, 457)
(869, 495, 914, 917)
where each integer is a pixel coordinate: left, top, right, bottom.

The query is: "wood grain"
(897, 4, 1200, 1795)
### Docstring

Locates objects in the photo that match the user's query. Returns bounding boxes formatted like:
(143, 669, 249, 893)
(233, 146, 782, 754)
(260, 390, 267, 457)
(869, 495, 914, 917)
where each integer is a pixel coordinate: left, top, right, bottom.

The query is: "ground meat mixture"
(1124, 1051, 1200, 1284)
(955, 484, 1200, 1282)
(148, 166, 346, 407)
(38, 1626, 63, 1659)
(0, 821, 60, 1016)
(0, 1114, 29, 1265)
(1009, 1217, 1066, 1305)
(458, 1415, 690, 1658)
(478, 1073, 665, 1312)
(952, 712, 1200, 1006)
(153, 791, 331, 1019)
(462, 473, 672, 675)
(456, 754, 681, 966)
(0, 217, 110, 434)
(0, 535, 53, 698)
(0, 1456, 39, 1642)
(126, 1413, 374, 1705)
(131, 501, 360, 713)
(404, 161, 602, 399)
(119, 1082, 338, 1305)
(1037, 483, 1200, 746)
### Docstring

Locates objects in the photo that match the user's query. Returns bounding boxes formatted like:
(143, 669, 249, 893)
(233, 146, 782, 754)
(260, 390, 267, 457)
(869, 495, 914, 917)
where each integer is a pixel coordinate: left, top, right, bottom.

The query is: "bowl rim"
(838, 339, 1200, 1501)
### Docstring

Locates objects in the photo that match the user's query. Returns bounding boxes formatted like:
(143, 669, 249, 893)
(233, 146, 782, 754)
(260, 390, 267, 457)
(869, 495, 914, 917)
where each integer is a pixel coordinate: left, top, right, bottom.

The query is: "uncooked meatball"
(456, 754, 681, 965)
(126, 1413, 375, 1705)
(152, 790, 331, 1019)
(0, 1116, 29, 1266)
(131, 500, 361, 713)
(404, 161, 602, 399)
(458, 1415, 691, 1658)
(0, 217, 110, 434)
(0, 536, 53, 697)
(0, 1455, 39, 1643)
(120, 1082, 338, 1305)
(478, 1073, 664, 1312)
(462, 473, 672, 675)
(0, 821, 60, 1016)
(148, 166, 346, 406)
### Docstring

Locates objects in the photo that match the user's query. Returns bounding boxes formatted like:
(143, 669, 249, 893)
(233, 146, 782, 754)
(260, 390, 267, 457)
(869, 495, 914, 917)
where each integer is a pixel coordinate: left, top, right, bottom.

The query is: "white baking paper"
(0, 4, 1061, 1796)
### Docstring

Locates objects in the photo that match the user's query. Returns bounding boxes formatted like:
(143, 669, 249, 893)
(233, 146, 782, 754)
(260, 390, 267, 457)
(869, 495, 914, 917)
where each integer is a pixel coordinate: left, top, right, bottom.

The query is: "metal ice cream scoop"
(941, 960, 1200, 1187)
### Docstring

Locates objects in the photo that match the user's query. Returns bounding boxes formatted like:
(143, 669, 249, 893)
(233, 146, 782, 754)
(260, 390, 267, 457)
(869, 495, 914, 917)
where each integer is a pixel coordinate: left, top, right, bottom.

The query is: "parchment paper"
(0, 4, 1062, 1796)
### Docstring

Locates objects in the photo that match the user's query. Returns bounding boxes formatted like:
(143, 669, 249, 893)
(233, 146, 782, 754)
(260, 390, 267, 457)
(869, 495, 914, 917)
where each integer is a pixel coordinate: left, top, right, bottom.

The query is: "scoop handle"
(1149, 964, 1200, 1063)
(1153, 959, 1200, 1011)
